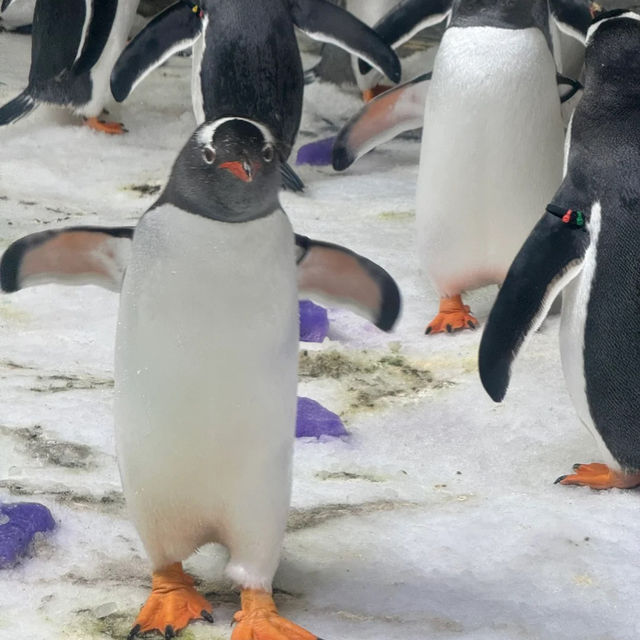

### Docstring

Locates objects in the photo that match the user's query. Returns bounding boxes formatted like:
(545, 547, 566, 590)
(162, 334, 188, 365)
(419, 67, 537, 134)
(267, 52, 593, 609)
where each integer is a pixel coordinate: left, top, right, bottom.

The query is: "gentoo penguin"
(331, 0, 592, 171)
(109, 0, 401, 190)
(0, 0, 34, 32)
(479, 10, 640, 490)
(0, 117, 401, 637)
(335, 0, 592, 334)
(0, 0, 137, 134)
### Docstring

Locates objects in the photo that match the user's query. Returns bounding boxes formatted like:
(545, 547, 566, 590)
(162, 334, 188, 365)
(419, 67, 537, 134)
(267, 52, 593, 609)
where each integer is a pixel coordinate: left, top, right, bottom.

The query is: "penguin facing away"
(109, 0, 402, 190)
(0, 0, 137, 134)
(479, 10, 640, 490)
(0, 117, 401, 638)
(331, 0, 593, 172)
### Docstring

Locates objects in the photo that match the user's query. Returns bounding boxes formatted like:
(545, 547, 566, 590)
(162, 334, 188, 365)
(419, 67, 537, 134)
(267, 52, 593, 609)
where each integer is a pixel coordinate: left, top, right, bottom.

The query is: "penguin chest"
(417, 26, 564, 294)
(114, 206, 299, 520)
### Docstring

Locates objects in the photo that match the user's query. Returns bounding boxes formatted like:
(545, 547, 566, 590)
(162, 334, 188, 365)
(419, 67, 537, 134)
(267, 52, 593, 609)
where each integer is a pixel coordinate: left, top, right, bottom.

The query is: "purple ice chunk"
(296, 137, 336, 166)
(299, 300, 329, 343)
(0, 502, 55, 568)
(296, 397, 347, 438)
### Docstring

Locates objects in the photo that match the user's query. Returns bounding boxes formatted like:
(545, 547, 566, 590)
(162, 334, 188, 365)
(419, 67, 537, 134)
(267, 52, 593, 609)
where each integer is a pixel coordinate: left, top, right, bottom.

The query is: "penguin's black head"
(158, 118, 284, 223)
(585, 10, 640, 84)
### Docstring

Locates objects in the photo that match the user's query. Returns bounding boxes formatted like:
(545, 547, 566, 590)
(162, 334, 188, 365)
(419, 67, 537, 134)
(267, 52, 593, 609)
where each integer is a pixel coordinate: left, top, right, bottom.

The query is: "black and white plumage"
(479, 10, 640, 485)
(110, 0, 401, 190)
(0, 0, 137, 129)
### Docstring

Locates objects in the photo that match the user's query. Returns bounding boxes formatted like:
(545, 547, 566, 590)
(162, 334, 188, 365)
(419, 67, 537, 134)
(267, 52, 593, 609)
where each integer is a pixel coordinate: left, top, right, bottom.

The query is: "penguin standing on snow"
(110, 0, 401, 190)
(0, 0, 137, 134)
(479, 10, 640, 490)
(0, 117, 401, 638)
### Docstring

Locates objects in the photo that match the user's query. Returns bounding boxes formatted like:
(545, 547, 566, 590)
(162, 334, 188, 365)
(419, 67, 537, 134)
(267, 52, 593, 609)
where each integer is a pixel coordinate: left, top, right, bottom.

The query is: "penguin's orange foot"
(362, 85, 392, 102)
(425, 295, 478, 335)
(231, 589, 319, 640)
(128, 563, 213, 639)
(555, 463, 640, 490)
(84, 116, 127, 135)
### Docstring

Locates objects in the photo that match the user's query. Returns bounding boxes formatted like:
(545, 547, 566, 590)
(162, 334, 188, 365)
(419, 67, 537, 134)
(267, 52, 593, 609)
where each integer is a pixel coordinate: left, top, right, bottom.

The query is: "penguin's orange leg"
(362, 85, 392, 102)
(231, 589, 319, 640)
(425, 295, 478, 335)
(128, 563, 213, 639)
(83, 116, 127, 135)
(555, 463, 640, 490)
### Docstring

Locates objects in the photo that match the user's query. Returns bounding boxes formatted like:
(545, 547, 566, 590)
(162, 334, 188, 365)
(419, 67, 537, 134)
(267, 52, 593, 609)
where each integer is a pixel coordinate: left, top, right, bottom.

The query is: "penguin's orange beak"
(220, 160, 259, 182)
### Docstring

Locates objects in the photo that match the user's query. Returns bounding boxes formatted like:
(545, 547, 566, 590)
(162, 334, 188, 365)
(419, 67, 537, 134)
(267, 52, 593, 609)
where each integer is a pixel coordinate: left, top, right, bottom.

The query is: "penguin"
(331, 0, 592, 172)
(479, 10, 640, 490)
(0, 0, 137, 134)
(331, 0, 593, 335)
(0, 0, 34, 32)
(109, 0, 402, 191)
(0, 116, 402, 638)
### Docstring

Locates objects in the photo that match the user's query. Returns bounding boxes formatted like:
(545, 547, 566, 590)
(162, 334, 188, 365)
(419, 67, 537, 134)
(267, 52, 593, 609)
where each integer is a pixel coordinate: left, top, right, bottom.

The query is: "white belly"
(79, 0, 138, 117)
(114, 206, 299, 582)
(416, 26, 564, 296)
(560, 203, 618, 469)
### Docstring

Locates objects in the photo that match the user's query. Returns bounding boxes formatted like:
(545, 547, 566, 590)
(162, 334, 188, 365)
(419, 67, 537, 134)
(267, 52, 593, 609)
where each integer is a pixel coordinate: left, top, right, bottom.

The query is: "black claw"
(127, 624, 141, 640)
(446, 324, 453, 333)
(202, 610, 214, 623)
(573, 463, 583, 471)
(164, 625, 175, 639)
(554, 475, 567, 484)
(468, 321, 476, 329)
(425, 326, 432, 335)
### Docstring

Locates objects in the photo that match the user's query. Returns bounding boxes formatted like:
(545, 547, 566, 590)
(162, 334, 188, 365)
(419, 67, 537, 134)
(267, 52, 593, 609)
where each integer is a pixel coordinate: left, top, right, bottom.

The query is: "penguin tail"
(280, 161, 305, 193)
(0, 90, 37, 126)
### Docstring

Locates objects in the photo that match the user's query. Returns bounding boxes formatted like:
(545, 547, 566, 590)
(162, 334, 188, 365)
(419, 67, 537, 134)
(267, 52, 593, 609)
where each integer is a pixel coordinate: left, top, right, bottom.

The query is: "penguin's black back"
(200, 0, 302, 156)
(567, 15, 640, 470)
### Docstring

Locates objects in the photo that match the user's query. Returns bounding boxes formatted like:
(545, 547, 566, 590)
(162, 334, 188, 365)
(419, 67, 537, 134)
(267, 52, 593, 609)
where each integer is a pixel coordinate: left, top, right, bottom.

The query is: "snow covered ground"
(1, 28, 640, 640)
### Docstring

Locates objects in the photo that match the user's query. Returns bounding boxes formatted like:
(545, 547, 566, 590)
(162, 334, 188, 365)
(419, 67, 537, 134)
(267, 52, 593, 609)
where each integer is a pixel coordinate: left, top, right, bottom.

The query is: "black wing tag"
(1, 227, 134, 293)
(295, 234, 401, 331)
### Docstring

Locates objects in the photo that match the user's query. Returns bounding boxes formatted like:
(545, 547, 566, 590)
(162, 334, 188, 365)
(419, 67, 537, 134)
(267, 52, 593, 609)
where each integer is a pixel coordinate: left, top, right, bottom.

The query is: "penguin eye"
(203, 146, 216, 165)
(262, 143, 275, 163)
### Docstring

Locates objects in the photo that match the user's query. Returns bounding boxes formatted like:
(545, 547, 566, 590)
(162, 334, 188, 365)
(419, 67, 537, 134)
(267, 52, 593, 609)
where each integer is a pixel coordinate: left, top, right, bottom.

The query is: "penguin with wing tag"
(479, 10, 640, 490)
(1, 117, 401, 639)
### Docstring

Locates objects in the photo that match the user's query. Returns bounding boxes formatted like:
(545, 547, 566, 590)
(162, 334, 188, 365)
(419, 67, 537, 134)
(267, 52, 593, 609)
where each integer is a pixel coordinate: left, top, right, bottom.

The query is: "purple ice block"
(296, 397, 347, 438)
(299, 300, 329, 343)
(296, 137, 336, 166)
(0, 502, 55, 568)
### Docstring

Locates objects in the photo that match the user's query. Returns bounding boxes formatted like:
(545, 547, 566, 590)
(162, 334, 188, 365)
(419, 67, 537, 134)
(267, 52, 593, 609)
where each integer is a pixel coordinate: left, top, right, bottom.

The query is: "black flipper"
(557, 72, 583, 103)
(110, 1, 202, 102)
(0, 90, 37, 126)
(289, 0, 401, 84)
(295, 234, 401, 331)
(281, 162, 305, 192)
(549, 0, 593, 43)
(333, 73, 430, 171)
(1, 227, 134, 293)
(359, 0, 451, 75)
(478, 205, 591, 403)
(1, 0, 17, 11)
(72, 0, 119, 76)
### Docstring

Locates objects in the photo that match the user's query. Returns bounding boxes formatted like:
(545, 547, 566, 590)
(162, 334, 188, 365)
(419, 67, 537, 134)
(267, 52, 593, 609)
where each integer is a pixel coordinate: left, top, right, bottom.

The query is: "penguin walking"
(0, 0, 137, 134)
(109, 0, 401, 190)
(0, 117, 401, 638)
(479, 10, 640, 490)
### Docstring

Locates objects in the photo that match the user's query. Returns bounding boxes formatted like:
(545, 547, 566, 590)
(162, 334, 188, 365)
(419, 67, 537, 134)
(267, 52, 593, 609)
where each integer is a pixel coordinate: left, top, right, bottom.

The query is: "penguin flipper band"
(295, 234, 401, 331)
(289, 0, 401, 83)
(110, 1, 203, 102)
(0, 226, 134, 293)
(333, 72, 431, 171)
(478, 206, 591, 403)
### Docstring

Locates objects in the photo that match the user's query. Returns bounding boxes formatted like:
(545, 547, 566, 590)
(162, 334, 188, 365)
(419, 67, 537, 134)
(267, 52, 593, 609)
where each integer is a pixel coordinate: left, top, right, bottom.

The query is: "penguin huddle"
(2, 1, 640, 639)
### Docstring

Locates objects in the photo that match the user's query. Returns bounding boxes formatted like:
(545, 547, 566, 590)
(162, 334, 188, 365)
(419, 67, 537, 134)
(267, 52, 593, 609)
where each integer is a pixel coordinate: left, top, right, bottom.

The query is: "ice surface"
(1, 28, 640, 640)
